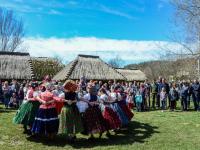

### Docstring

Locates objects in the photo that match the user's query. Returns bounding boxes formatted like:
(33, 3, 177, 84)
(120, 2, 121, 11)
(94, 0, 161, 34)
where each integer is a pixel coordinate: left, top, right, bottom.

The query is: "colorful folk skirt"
(127, 102, 134, 110)
(13, 100, 40, 127)
(31, 107, 59, 135)
(118, 101, 134, 121)
(102, 106, 121, 130)
(83, 105, 106, 134)
(59, 104, 83, 135)
(110, 103, 129, 126)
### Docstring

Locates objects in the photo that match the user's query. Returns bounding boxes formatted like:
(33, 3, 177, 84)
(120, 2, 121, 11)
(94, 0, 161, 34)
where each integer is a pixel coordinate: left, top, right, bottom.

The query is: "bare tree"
(171, 0, 200, 55)
(155, 1, 200, 78)
(31, 57, 64, 80)
(53, 55, 64, 64)
(108, 55, 124, 68)
(0, 7, 24, 52)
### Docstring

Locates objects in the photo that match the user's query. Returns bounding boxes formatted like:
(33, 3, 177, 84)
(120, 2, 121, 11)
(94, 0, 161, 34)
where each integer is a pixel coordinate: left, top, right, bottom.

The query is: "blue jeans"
(4, 97, 10, 108)
(181, 97, 188, 111)
(136, 102, 141, 112)
(161, 100, 166, 110)
(192, 94, 200, 111)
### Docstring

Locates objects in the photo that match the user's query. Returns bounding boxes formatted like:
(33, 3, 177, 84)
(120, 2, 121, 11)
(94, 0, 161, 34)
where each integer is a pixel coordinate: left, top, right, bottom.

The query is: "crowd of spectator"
(0, 76, 200, 112)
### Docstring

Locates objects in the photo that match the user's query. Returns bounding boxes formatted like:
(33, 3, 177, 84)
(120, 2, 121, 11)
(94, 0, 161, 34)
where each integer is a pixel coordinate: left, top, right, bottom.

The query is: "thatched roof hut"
(0, 52, 34, 80)
(116, 68, 147, 81)
(53, 54, 125, 81)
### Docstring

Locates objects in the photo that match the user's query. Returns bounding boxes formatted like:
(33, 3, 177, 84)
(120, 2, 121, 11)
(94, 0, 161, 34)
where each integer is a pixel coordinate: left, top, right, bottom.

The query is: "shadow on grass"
(0, 107, 17, 113)
(26, 120, 159, 148)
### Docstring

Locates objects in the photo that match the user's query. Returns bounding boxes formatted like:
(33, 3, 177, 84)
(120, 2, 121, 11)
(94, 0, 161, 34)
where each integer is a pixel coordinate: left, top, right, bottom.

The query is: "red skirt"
(128, 102, 134, 110)
(118, 101, 134, 121)
(55, 102, 64, 114)
(103, 107, 121, 130)
(83, 106, 106, 134)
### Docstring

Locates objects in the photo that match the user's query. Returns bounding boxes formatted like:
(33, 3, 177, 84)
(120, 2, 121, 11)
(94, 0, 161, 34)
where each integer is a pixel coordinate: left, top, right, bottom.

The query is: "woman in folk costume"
(81, 84, 106, 140)
(59, 80, 83, 143)
(13, 83, 40, 134)
(52, 83, 65, 114)
(43, 75, 64, 114)
(76, 85, 89, 135)
(31, 82, 64, 139)
(109, 86, 129, 127)
(117, 88, 134, 122)
(98, 88, 121, 136)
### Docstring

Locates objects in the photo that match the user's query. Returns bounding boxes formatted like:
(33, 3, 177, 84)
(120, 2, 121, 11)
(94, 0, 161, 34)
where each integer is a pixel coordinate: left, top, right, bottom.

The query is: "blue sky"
(0, 0, 178, 65)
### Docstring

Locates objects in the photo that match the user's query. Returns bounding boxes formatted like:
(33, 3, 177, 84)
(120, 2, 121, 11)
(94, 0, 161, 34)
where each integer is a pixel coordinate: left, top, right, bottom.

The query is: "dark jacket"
(192, 83, 200, 97)
(180, 86, 189, 99)
(158, 83, 170, 94)
(0, 83, 3, 95)
(169, 88, 179, 101)
(151, 83, 158, 94)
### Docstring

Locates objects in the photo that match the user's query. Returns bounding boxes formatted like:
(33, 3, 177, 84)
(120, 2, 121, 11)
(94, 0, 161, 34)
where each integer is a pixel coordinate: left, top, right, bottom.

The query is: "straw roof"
(0, 52, 34, 80)
(31, 57, 57, 62)
(53, 54, 125, 81)
(116, 68, 147, 81)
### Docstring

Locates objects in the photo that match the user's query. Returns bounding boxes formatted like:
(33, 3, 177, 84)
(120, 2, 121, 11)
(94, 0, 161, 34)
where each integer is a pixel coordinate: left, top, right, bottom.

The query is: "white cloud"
(48, 9, 63, 15)
(0, 0, 65, 15)
(0, 0, 137, 19)
(23, 36, 182, 65)
(99, 5, 135, 20)
(67, 1, 78, 6)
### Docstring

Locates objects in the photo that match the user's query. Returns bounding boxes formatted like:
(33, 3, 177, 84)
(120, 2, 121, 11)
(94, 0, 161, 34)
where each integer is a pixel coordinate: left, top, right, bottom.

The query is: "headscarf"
(63, 80, 78, 92)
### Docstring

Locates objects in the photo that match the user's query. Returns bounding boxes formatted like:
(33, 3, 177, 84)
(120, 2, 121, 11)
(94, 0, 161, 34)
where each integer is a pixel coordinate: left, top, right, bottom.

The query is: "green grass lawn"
(0, 103, 200, 150)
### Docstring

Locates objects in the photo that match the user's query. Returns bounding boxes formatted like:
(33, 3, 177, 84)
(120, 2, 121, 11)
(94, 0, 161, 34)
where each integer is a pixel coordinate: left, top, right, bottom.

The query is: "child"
(135, 91, 142, 112)
(9, 93, 18, 108)
(126, 90, 134, 110)
(160, 88, 167, 112)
